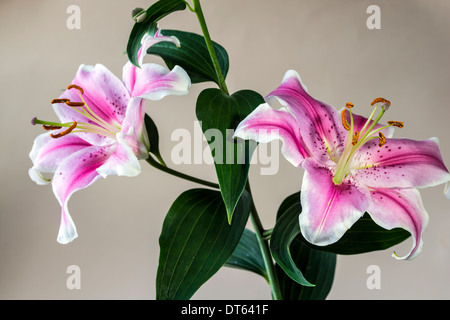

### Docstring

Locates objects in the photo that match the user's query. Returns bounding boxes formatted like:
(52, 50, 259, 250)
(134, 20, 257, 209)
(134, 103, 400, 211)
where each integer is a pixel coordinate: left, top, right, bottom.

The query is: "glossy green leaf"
(224, 229, 268, 281)
(196, 88, 263, 223)
(148, 29, 229, 85)
(270, 196, 314, 287)
(127, 0, 186, 67)
(156, 189, 251, 300)
(277, 192, 411, 255)
(274, 196, 336, 299)
(144, 113, 165, 165)
(276, 238, 336, 300)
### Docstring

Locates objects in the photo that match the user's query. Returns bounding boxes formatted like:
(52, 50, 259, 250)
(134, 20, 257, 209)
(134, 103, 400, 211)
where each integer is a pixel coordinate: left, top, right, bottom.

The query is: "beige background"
(1, 0, 450, 299)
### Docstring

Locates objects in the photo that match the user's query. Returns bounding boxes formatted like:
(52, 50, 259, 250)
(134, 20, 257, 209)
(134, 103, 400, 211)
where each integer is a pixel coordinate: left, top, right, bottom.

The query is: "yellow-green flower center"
(332, 97, 402, 185)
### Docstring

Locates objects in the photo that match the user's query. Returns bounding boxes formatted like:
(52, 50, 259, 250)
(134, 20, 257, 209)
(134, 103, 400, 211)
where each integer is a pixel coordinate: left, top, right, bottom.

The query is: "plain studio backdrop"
(1, 0, 450, 299)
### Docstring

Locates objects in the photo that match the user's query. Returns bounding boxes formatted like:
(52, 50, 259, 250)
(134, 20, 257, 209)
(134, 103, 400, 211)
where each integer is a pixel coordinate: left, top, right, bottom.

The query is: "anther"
(65, 101, 85, 107)
(345, 102, 354, 109)
(388, 121, 404, 128)
(378, 132, 386, 147)
(43, 125, 62, 131)
(341, 109, 350, 131)
(352, 131, 360, 146)
(51, 98, 70, 104)
(371, 97, 391, 106)
(67, 84, 84, 94)
(50, 121, 77, 139)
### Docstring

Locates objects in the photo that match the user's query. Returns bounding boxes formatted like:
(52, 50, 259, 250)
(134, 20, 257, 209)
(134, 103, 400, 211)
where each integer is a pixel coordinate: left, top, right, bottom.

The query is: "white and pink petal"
(368, 187, 429, 260)
(138, 31, 180, 66)
(29, 133, 92, 185)
(52, 145, 113, 244)
(352, 138, 450, 189)
(121, 97, 150, 160)
(299, 158, 371, 246)
(445, 182, 450, 200)
(266, 70, 346, 166)
(96, 131, 141, 178)
(54, 64, 130, 127)
(233, 103, 310, 167)
(123, 62, 190, 100)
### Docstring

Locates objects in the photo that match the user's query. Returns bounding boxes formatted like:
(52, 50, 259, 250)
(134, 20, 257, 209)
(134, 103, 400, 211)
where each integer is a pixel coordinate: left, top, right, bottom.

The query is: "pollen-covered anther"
(341, 109, 350, 131)
(65, 100, 85, 107)
(43, 125, 62, 131)
(378, 132, 386, 147)
(388, 121, 404, 128)
(352, 131, 360, 146)
(346, 102, 354, 109)
(67, 84, 84, 94)
(50, 121, 77, 139)
(51, 98, 70, 104)
(371, 97, 391, 106)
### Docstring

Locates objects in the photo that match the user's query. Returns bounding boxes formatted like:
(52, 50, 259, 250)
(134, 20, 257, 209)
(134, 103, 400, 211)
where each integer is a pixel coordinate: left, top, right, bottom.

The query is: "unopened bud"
(132, 8, 147, 23)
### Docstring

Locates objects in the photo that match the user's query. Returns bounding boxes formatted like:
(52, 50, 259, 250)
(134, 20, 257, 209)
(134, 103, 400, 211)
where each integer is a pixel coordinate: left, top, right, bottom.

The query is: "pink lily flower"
(29, 33, 190, 244)
(234, 70, 450, 260)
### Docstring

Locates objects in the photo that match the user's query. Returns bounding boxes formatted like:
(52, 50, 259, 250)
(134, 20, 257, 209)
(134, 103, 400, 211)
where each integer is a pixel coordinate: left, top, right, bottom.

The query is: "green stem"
(192, 0, 229, 94)
(146, 155, 219, 189)
(191, 0, 279, 297)
(159, 0, 279, 299)
(246, 183, 282, 300)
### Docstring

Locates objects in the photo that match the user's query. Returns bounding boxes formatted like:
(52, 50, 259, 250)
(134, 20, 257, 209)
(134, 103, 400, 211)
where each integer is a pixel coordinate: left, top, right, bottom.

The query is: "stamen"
(341, 109, 350, 131)
(65, 101, 85, 107)
(43, 125, 62, 131)
(388, 121, 404, 128)
(371, 97, 391, 106)
(50, 121, 77, 139)
(67, 84, 84, 94)
(51, 98, 70, 104)
(378, 132, 386, 147)
(352, 131, 360, 146)
(346, 102, 354, 109)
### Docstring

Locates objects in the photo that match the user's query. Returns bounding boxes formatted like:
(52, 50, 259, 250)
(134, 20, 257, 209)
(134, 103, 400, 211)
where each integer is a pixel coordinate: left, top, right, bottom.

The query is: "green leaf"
(127, 0, 187, 67)
(196, 88, 263, 223)
(148, 29, 229, 85)
(270, 196, 314, 287)
(224, 229, 268, 280)
(144, 113, 165, 165)
(278, 192, 411, 255)
(276, 191, 301, 221)
(156, 189, 251, 300)
(276, 239, 336, 300)
(274, 195, 336, 299)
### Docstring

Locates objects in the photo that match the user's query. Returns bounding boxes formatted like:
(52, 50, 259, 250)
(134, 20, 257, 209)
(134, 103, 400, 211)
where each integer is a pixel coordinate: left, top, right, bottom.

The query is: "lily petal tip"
(444, 182, 450, 199)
